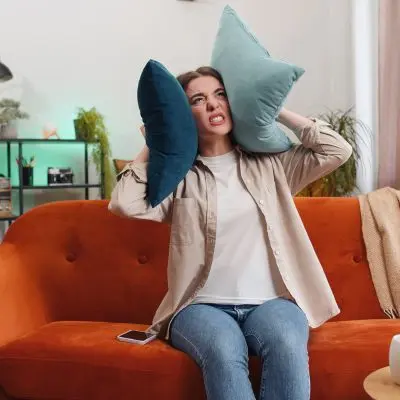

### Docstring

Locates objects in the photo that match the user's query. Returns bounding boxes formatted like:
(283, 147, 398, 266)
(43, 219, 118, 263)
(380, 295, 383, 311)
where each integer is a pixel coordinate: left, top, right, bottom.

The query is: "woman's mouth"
(209, 114, 225, 126)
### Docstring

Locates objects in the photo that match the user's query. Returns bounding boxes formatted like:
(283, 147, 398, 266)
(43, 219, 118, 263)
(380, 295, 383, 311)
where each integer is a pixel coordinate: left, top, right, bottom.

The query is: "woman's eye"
(217, 91, 227, 98)
(192, 97, 205, 105)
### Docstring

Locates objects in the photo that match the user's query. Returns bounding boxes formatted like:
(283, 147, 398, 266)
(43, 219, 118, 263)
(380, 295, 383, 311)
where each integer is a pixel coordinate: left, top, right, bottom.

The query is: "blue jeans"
(170, 298, 310, 400)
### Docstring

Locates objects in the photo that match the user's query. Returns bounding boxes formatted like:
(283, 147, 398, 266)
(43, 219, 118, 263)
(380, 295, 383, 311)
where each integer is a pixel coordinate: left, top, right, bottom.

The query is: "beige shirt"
(108, 119, 353, 339)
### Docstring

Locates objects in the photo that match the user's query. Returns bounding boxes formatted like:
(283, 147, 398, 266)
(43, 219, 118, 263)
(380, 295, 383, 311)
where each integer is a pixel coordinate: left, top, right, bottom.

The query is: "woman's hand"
(278, 108, 311, 132)
(277, 107, 288, 119)
(134, 125, 149, 163)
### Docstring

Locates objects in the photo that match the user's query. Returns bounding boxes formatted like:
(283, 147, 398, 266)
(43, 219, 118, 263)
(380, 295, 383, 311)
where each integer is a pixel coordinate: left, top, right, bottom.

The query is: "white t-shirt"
(193, 150, 289, 305)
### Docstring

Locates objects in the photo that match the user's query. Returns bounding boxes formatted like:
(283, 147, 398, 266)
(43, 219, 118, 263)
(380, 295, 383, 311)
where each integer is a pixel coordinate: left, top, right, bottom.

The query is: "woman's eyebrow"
(189, 88, 224, 102)
(189, 92, 204, 101)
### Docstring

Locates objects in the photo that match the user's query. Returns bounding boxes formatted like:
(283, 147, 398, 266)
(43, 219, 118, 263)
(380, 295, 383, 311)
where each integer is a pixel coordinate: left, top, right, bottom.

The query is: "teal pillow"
(211, 5, 304, 153)
(137, 60, 198, 207)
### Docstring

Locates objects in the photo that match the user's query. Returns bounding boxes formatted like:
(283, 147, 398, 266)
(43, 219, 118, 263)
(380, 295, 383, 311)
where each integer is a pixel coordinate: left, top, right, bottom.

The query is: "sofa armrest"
(0, 243, 51, 347)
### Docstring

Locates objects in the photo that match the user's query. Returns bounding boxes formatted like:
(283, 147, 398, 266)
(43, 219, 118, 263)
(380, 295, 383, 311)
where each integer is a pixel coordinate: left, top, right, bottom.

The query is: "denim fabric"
(170, 298, 310, 400)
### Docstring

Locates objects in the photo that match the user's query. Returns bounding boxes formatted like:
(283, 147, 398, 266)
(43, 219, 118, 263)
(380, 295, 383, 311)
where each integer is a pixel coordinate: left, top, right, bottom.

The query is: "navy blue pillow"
(137, 60, 198, 207)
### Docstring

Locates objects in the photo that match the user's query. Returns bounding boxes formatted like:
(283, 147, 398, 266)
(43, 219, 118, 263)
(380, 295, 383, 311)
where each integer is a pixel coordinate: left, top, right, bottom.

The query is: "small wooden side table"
(364, 367, 400, 399)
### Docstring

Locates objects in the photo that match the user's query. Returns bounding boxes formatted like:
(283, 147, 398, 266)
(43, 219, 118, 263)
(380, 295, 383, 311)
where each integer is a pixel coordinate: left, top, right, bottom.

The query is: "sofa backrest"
(1, 198, 383, 325)
(295, 197, 383, 321)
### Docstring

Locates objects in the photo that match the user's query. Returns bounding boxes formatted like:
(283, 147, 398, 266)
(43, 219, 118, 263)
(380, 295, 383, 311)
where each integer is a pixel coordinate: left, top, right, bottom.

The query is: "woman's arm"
(277, 108, 311, 132)
(108, 129, 172, 223)
(134, 125, 150, 162)
(134, 144, 150, 163)
(275, 108, 353, 195)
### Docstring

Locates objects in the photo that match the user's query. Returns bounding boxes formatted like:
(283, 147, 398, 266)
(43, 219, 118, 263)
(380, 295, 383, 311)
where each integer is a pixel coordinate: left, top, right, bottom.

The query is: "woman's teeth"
(210, 116, 224, 123)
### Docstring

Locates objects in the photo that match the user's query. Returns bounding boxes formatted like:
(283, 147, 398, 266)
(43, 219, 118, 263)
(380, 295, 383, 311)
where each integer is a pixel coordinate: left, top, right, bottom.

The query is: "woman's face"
(185, 76, 233, 139)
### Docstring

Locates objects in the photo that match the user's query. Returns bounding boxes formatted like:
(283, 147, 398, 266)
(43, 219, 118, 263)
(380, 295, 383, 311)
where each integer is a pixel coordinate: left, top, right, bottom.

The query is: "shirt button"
(259, 200, 264, 205)
(274, 250, 280, 256)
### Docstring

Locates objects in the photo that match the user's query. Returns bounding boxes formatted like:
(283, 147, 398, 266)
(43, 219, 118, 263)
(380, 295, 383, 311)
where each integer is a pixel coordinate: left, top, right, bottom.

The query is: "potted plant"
(74, 107, 114, 199)
(0, 98, 29, 138)
(296, 108, 371, 197)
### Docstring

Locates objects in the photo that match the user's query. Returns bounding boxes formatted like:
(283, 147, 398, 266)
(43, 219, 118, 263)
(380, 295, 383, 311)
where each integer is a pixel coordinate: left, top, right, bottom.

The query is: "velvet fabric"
(0, 198, 396, 399)
(211, 5, 303, 153)
(137, 60, 198, 207)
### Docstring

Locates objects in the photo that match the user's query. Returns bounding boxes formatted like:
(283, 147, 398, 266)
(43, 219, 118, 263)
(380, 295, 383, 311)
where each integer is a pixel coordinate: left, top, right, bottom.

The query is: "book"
(0, 176, 12, 217)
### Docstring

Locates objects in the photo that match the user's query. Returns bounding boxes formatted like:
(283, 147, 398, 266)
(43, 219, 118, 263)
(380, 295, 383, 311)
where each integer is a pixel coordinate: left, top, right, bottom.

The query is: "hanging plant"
(74, 107, 114, 199)
(296, 108, 372, 197)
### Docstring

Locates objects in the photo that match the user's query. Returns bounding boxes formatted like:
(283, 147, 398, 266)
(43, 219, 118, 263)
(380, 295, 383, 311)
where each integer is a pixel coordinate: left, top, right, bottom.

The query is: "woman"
(109, 67, 352, 400)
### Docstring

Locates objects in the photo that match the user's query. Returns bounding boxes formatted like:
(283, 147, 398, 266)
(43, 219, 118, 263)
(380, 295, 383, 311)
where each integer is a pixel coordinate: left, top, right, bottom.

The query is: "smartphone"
(116, 329, 157, 345)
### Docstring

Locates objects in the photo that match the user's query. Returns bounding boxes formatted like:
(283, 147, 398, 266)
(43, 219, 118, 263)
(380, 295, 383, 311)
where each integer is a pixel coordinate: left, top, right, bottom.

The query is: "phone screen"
(119, 330, 153, 341)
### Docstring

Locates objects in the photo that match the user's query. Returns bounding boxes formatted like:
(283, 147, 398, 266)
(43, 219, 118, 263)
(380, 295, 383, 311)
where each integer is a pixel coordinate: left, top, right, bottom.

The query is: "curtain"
(378, 0, 400, 189)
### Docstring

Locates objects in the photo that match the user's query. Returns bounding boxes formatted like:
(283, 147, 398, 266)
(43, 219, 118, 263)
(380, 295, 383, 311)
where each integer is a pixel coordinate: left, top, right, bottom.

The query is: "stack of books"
(0, 175, 12, 217)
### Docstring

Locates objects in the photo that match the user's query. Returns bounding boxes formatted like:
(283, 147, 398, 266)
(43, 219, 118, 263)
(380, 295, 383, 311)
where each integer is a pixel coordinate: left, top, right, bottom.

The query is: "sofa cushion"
(0, 321, 205, 400)
(0, 319, 399, 400)
(308, 319, 399, 399)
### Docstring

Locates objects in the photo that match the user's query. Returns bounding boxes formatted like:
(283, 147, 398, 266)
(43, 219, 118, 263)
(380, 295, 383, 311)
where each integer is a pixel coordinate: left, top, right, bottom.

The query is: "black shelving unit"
(0, 138, 104, 222)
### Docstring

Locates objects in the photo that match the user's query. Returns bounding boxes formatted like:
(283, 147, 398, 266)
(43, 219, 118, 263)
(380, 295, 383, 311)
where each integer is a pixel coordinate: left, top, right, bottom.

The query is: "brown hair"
(176, 66, 225, 92)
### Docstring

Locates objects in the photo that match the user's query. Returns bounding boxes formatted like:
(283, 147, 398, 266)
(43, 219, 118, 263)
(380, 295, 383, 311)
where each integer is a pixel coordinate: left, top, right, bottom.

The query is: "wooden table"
(364, 367, 400, 399)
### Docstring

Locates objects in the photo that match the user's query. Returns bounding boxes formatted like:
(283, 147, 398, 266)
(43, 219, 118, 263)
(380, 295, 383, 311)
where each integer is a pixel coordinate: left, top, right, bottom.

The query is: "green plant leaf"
(0, 98, 29, 125)
(297, 107, 372, 197)
(74, 107, 115, 199)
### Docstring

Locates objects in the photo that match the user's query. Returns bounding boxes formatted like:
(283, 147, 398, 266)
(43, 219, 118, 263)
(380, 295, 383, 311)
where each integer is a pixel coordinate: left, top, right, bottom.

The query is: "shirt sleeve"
(108, 161, 172, 223)
(275, 118, 353, 195)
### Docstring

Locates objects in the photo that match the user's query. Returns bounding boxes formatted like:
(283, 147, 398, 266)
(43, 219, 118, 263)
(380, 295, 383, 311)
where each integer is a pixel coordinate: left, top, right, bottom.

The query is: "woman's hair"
(176, 66, 225, 92)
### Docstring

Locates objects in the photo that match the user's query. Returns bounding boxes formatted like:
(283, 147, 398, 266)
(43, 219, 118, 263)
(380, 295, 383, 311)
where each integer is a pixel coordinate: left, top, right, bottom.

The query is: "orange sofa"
(0, 198, 399, 400)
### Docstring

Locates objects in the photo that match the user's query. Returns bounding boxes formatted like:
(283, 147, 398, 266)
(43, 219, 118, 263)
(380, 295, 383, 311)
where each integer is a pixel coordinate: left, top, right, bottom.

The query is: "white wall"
(0, 0, 354, 159)
(0, 0, 356, 238)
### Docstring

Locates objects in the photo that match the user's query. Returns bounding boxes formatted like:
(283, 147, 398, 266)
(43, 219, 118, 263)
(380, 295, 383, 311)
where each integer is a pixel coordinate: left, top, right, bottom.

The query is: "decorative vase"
(389, 334, 400, 385)
(0, 122, 17, 139)
(22, 166, 34, 187)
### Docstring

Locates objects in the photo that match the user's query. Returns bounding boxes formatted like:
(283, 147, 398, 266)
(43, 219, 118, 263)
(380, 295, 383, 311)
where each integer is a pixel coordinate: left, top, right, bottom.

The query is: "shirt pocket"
(170, 198, 196, 246)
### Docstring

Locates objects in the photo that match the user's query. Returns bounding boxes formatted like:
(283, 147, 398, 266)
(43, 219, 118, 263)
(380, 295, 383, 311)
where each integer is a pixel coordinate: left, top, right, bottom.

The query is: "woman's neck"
(198, 136, 234, 157)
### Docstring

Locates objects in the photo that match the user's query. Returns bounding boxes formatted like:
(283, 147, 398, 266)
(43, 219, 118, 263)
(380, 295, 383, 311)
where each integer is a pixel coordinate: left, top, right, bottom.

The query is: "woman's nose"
(206, 97, 220, 111)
